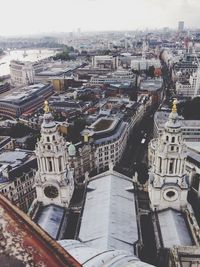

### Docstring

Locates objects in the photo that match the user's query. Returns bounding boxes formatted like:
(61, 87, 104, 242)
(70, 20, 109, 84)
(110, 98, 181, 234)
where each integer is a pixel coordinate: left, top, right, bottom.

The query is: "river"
(0, 49, 58, 76)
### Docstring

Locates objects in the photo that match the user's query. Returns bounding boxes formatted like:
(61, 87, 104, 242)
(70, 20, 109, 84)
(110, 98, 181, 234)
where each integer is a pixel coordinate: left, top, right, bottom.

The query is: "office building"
(92, 55, 118, 70)
(10, 60, 35, 87)
(178, 21, 184, 32)
(82, 117, 128, 172)
(0, 149, 37, 212)
(0, 83, 53, 118)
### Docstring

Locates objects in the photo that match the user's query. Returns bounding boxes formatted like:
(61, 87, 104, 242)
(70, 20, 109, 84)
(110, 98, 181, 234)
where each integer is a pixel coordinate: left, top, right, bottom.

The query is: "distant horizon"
(1, 0, 200, 37)
(1, 26, 200, 39)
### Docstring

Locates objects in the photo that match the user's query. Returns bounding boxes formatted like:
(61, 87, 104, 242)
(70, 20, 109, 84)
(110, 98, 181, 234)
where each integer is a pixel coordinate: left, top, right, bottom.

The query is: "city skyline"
(1, 0, 200, 36)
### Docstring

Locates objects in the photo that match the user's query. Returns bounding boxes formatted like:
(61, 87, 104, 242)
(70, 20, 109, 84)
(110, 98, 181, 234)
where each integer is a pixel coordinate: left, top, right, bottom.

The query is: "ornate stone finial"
(172, 99, 177, 113)
(44, 100, 49, 114)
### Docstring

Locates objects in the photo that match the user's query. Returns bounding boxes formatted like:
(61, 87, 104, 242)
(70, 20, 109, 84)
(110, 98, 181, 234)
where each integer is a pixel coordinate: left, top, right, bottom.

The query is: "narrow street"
(115, 111, 155, 183)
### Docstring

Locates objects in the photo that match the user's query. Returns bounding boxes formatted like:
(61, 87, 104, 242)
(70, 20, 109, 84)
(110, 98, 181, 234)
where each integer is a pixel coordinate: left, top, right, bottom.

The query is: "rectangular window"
(169, 160, 174, 174)
(47, 157, 53, 172)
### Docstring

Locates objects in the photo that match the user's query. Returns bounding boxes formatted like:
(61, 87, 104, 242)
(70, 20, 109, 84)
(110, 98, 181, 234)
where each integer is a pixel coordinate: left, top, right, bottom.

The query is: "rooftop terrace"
(93, 118, 113, 132)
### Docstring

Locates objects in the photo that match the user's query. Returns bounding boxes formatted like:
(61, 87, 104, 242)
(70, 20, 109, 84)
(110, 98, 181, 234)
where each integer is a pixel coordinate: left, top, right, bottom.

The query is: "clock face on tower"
(163, 188, 178, 202)
(44, 185, 59, 199)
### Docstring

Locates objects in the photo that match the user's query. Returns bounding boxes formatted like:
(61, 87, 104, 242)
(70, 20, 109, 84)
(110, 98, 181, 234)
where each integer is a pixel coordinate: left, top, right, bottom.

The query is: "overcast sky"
(1, 0, 200, 36)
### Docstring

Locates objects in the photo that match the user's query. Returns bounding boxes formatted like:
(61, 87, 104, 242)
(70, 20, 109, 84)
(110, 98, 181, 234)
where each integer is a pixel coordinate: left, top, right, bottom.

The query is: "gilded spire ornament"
(43, 100, 49, 113)
(172, 99, 177, 113)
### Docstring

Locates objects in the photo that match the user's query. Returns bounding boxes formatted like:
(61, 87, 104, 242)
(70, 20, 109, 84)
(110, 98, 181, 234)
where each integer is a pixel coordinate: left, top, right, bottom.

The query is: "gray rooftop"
(155, 111, 200, 129)
(78, 170, 138, 254)
(187, 150, 200, 165)
(157, 209, 193, 248)
(36, 205, 65, 239)
(94, 121, 128, 145)
(140, 79, 163, 91)
(0, 150, 32, 169)
(0, 83, 49, 104)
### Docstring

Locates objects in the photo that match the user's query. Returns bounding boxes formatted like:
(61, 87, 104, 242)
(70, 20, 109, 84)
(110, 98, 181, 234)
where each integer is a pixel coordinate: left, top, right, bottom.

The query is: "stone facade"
(35, 108, 74, 207)
(148, 103, 189, 210)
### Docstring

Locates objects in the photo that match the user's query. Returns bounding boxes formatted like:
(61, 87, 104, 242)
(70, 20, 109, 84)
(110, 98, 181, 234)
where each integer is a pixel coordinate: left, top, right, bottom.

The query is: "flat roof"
(186, 142, 200, 153)
(90, 117, 117, 134)
(157, 209, 193, 248)
(0, 83, 49, 104)
(36, 205, 65, 239)
(0, 149, 33, 170)
(155, 111, 200, 128)
(93, 118, 113, 132)
(140, 79, 163, 91)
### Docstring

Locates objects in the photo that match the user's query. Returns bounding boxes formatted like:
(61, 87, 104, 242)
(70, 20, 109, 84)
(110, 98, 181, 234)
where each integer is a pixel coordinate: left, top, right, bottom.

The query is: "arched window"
(166, 136, 169, 141)
(172, 136, 175, 143)
(52, 135, 55, 141)
(47, 136, 50, 142)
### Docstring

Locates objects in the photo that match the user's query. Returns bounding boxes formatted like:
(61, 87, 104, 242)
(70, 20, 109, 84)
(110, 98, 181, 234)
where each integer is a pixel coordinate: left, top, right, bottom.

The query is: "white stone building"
(82, 117, 128, 173)
(10, 60, 35, 87)
(92, 55, 118, 70)
(176, 70, 200, 97)
(131, 58, 161, 71)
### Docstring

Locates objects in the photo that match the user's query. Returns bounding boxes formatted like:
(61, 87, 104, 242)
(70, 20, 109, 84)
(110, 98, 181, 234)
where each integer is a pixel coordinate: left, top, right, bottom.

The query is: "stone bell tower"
(148, 100, 189, 211)
(35, 101, 74, 207)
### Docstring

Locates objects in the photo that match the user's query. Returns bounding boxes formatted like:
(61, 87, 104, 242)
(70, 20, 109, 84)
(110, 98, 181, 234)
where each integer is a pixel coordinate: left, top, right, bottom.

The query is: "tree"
(26, 133, 41, 150)
(9, 123, 33, 138)
(181, 97, 200, 120)
(52, 45, 75, 61)
(68, 118, 87, 143)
